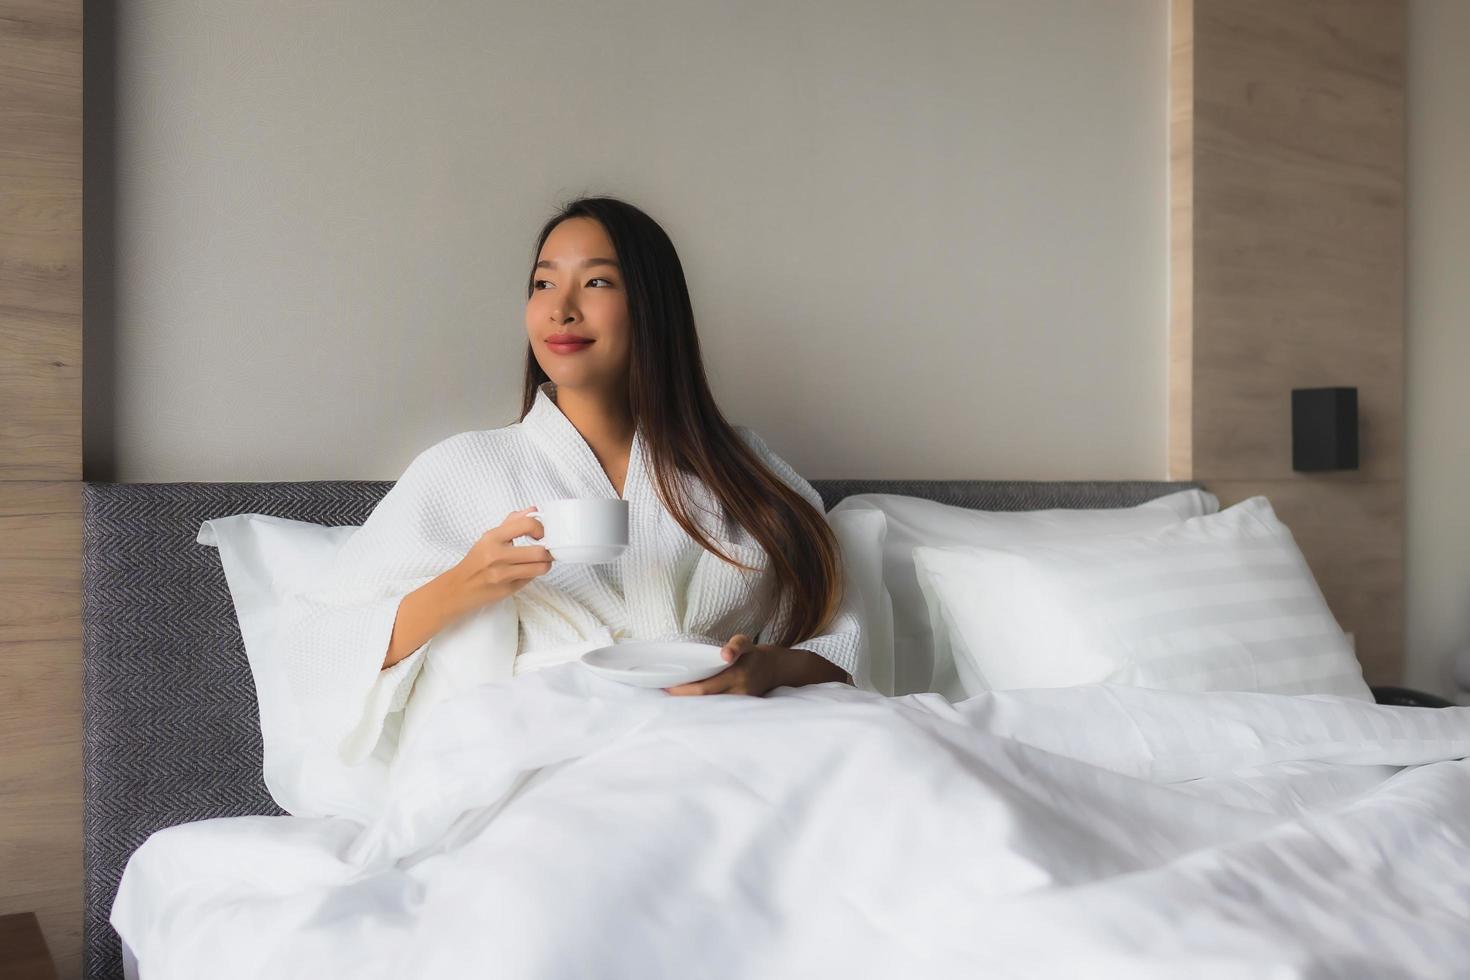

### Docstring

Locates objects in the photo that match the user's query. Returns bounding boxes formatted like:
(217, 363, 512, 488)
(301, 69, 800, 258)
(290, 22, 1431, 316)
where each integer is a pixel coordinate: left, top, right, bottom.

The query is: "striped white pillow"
(912, 496, 1373, 701)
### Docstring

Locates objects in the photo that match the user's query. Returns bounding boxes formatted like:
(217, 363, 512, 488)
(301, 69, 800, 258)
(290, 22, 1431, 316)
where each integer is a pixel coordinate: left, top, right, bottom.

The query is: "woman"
(281, 196, 861, 768)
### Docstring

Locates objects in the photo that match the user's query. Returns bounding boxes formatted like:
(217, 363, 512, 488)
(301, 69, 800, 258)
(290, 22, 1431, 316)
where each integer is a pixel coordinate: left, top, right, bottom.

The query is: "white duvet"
(112, 665, 1470, 979)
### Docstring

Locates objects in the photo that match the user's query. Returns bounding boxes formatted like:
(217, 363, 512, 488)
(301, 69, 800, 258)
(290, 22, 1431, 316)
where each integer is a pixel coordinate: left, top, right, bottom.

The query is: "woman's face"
(525, 217, 632, 395)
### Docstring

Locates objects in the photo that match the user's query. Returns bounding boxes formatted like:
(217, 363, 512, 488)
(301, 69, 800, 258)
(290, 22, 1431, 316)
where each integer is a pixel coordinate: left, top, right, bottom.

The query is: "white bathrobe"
(279, 381, 862, 766)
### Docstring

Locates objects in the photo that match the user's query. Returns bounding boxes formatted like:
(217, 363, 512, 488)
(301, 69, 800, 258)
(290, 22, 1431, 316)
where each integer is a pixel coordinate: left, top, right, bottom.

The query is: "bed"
(81, 478, 1465, 980)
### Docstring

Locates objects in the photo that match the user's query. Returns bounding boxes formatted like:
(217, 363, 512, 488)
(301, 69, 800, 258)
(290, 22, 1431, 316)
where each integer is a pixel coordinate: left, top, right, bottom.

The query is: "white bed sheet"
(111, 664, 1470, 979)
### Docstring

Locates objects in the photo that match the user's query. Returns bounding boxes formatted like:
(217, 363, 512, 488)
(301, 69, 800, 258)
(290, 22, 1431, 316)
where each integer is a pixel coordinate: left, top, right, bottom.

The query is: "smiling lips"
(545, 333, 595, 354)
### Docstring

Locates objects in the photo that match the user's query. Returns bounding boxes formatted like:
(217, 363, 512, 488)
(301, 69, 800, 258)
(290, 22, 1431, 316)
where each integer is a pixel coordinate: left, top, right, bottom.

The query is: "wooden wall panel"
(1170, 0, 1406, 683)
(0, 0, 84, 977)
(1, 0, 83, 481)
(0, 483, 81, 979)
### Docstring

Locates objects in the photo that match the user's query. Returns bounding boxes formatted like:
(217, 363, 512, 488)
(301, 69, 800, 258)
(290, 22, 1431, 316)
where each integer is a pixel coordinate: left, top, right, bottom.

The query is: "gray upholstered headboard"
(80, 477, 1202, 979)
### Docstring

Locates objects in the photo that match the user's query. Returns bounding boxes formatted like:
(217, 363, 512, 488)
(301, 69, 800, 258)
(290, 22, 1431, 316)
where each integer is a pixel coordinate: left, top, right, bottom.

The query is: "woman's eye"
(534, 278, 612, 289)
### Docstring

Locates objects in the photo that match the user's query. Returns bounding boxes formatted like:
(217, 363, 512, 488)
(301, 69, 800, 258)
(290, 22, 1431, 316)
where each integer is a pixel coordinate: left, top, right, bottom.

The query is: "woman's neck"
(552, 382, 636, 481)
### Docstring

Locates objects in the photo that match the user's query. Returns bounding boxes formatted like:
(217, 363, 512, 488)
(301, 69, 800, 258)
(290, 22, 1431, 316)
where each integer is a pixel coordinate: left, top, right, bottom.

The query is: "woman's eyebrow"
(535, 257, 620, 270)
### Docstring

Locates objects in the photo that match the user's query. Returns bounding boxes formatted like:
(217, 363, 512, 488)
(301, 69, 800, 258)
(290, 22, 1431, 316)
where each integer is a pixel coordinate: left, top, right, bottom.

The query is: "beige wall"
(84, 0, 1168, 486)
(1406, 0, 1470, 700)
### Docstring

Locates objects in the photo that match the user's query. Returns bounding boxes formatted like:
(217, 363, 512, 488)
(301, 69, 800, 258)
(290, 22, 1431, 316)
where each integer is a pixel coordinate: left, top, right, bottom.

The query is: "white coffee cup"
(526, 498, 630, 564)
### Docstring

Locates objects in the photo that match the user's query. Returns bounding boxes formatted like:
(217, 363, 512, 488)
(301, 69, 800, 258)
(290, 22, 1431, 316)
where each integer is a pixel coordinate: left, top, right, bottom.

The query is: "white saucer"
(580, 640, 729, 688)
(549, 544, 627, 564)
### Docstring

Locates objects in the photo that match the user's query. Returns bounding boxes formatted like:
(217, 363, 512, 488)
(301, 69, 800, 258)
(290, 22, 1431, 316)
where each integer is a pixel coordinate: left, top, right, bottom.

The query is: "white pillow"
(200, 512, 521, 818)
(911, 495, 1372, 701)
(825, 509, 895, 696)
(198, 514, 386, 818)
(828, 488, 1219, 698)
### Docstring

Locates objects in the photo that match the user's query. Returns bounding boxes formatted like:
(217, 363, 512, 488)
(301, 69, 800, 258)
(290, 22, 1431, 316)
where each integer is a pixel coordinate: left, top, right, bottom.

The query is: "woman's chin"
(542, 367, 615, 393)
(542, 369, 582, 389)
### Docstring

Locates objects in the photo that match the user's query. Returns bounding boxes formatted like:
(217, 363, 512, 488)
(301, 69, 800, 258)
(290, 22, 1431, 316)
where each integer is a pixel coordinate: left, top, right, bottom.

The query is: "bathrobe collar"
(520, 380, 645, 502)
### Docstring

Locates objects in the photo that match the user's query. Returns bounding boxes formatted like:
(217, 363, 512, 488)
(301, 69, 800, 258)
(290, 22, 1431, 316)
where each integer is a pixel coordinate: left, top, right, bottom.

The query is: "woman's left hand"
(663, 633, 850, 696)
(664, 633, 778, 697)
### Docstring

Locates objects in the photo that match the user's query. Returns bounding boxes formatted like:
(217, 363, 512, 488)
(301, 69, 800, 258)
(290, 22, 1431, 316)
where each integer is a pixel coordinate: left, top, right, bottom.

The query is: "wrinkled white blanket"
(113, 666, 1470, 979)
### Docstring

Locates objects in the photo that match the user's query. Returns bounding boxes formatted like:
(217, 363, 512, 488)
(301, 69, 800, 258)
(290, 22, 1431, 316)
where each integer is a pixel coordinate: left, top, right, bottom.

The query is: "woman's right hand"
(454, 507, 554, 610)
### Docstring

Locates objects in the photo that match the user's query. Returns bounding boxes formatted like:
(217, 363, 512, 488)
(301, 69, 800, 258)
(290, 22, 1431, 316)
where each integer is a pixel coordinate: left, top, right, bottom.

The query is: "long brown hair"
(518, 196, 841, 648)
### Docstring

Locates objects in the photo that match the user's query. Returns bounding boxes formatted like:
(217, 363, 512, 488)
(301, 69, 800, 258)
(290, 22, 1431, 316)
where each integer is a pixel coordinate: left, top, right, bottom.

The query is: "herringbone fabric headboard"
(80, 477, 1200, 978)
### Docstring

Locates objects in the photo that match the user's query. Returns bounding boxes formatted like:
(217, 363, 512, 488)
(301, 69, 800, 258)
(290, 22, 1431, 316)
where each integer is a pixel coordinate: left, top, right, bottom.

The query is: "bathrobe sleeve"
(737, 427, 863, 681)
(277, 435, 477, 765)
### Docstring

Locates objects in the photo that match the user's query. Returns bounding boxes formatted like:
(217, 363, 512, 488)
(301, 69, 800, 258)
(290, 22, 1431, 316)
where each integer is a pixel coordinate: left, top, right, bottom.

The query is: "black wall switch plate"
(1292, 387, 1359, 471)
